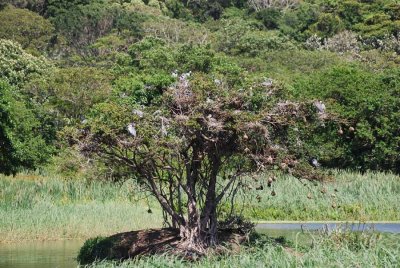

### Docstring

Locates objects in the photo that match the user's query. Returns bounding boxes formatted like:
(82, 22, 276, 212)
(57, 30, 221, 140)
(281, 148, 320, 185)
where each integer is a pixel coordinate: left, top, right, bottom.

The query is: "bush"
(128, 37, 177, 72)
(235, 30, 296, 56)
(290, 65, 400, 172)
(24, 67, 113, 123)
(278, 2, 319, 41)
(77, 236, 114, 265)
(0, 39, 50, 87)
(47, 0, 144, 49)
(309, 13, 345, 38)
(0, 80, 54, 175)
(113, 73, 174, 106)
(0, 5, 54, 53)
(255, 7, 282, 29)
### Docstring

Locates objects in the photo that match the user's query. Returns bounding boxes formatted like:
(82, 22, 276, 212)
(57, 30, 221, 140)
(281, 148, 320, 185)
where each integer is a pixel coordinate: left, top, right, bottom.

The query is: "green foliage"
(128, 37, 176, 71)
(235, 30, 297, 55)
(1, 0, 400, 177)
(0, 39, 50, 87)
(255, 7, 282, 29)
(0, 80, 53, 175)
(0, 174, 162, 242)
(47, 0, 145, 49)
(176, 45, 215, 72)
(0, 0, 47, 13)
(164, 0, 192, 19)
(290, 65, 400, 172)
(309, 13, 345, 38)
(25, 67, 113, 122)
(213, 17, 263, 54)
(278, 2, 319, 41)
(78, 236, 114, 265)
(113, 73, 174, 106)
(0, 5, 54, 53)
(82, 232, 400, 267)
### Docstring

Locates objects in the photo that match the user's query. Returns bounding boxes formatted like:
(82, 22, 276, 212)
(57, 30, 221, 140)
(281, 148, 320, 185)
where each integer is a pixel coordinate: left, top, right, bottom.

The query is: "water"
(1, 223, 399, 268)
(0, 240, 82, 268)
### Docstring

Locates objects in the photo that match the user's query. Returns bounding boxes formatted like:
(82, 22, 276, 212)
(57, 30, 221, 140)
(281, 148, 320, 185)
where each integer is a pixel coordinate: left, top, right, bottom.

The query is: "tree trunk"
(179, 197, 206, 251)
(200, 156, 220, 246)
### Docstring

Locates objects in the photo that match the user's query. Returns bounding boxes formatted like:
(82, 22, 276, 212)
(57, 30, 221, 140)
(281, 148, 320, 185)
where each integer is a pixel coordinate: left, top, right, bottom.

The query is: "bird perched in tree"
(309, 157, 320, 168)
(127, 123, 136, 137)
(314, 100, 326, 114)
(132, 109, 144, 118)
(160, 117, 168, 137)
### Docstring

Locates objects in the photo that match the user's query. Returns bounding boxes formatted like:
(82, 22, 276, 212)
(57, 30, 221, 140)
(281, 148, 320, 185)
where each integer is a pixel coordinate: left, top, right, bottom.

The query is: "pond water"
(1, 223, 399, 268)
(0, 240, 82, 268)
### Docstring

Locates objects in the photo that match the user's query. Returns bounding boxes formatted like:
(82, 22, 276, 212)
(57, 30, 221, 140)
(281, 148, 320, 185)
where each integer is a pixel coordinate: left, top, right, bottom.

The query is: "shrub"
(278, 2, 319, 41)
(290, 65, 400, 172)
(323, 31, 360, 53)
(0, 80, 53, 175)
(255, 7, 282, 29)
(248, 0, 300, 12)
(235, 30, 296, 55)
(309, 13, 345, 39)
(113, 73, 174, 106)
(24, 67, 113, 122)
(0, 39, 50, 87)
(47, 0, 144, 49)
(0, 5, 54, 53)
(77, 236, 114, 265)
(128, 37, 177, 71)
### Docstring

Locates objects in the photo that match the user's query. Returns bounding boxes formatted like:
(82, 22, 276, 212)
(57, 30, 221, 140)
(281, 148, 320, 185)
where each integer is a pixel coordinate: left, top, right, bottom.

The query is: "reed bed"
(1, 170, 399, 243)
(0, 175, 162, 243)
(229, 170, 400, 221)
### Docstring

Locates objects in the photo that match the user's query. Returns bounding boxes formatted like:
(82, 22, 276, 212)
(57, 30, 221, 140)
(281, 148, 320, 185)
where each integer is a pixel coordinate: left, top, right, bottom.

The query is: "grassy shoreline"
(1, 170, 399, 243)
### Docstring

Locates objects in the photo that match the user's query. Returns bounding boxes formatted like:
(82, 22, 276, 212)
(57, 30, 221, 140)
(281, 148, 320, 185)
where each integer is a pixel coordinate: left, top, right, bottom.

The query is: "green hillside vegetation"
(0, 0, 399, 176)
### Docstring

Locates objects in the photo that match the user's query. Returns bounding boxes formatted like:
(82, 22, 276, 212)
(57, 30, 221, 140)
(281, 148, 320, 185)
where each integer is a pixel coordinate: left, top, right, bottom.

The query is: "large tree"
(74, 70, 333, 253)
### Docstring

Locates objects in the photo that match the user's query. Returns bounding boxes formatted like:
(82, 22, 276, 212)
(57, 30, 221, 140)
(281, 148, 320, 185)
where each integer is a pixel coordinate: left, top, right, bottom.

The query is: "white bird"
(309, 157, 320, 168)
(171, 70, 178, 78)
(160, 117, 168, 137)
(132, 109, 144, 118)
(214, 79, 221, 86)
(314, 101, 326, 114)
(127, 123, 136, 137)
(261, 78, 273, 87)
(180, 71, 191, 80)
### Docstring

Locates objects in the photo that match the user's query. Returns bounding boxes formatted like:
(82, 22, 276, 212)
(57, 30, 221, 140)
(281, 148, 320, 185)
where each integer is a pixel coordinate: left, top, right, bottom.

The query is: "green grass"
(226, 170, 400, 221)
(82, 232, 400, 268)
(1, 170, 399, 243)
(0, 174, 162, 243)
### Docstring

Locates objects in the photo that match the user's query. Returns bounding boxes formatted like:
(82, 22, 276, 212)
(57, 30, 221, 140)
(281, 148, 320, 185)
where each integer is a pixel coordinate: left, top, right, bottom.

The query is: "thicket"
(0, 0, 399, 176)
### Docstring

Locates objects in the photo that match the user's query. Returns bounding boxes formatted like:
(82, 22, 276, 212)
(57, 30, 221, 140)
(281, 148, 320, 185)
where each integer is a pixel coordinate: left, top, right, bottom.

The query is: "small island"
(0, 0, 399, 267)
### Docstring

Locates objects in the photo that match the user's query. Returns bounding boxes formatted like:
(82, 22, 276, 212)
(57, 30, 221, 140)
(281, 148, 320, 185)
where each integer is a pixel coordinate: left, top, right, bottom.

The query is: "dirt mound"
(78, 228, 247, 264)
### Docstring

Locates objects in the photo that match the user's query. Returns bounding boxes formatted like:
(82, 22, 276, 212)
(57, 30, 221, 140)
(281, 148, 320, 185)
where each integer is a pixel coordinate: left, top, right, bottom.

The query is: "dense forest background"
(0, 0, 399, 177)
